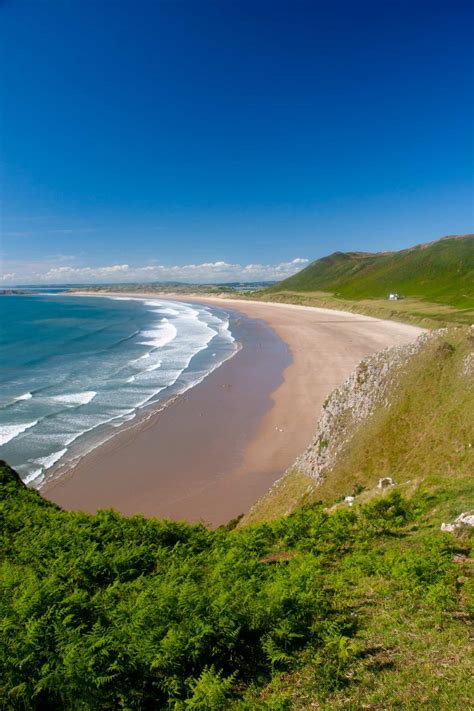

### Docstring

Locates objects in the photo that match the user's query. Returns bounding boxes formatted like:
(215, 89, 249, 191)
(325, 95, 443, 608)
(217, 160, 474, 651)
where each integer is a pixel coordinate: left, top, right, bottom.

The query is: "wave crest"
(0, 421, 38, 446)
(50, 391, 97, 406)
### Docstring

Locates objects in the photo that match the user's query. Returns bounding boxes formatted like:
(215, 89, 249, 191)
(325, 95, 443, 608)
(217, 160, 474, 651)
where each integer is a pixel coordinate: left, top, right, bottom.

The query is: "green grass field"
(252, 289, 474, 327)
(258, 235, 474, 327)
(268, 235, 474, 306)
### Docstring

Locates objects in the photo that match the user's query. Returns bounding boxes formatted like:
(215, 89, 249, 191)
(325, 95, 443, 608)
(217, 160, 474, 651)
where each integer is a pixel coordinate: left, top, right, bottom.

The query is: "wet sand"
(45, 297, 423, 525)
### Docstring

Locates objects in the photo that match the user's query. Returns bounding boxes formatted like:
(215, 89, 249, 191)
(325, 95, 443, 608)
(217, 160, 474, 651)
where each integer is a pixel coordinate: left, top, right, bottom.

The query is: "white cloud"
(0, 257, 309, 285)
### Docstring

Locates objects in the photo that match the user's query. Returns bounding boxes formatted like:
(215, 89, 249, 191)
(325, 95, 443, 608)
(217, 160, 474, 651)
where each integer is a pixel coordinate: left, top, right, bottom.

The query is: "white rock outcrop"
(378, 477, 396, 489)
(441, 512, 474, 533)
(295, 332, 439, 485)
(462, 352, 474, 378)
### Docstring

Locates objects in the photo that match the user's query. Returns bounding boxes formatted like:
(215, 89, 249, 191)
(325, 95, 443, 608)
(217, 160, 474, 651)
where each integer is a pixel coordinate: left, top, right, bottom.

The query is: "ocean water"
(0, 294, 237, 486)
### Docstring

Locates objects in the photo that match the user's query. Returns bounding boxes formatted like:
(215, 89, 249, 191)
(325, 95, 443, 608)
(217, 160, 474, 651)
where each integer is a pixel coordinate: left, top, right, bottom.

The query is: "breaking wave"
(0, 295, 237, 487)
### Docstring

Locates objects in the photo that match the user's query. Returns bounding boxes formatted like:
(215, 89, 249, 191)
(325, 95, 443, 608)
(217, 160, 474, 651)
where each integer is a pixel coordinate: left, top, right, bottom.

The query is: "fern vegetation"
(1, 459, 473, 709)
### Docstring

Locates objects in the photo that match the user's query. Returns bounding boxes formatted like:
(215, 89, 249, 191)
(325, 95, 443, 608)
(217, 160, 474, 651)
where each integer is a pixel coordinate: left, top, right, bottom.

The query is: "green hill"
(269, 235, 473, 306)
(262, 235, 474, 326)
(1, 328, 473, 709)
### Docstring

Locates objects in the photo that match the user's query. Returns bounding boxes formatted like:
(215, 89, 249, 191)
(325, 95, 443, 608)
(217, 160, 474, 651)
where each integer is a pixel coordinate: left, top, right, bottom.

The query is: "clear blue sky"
(1, 0, 473, 283)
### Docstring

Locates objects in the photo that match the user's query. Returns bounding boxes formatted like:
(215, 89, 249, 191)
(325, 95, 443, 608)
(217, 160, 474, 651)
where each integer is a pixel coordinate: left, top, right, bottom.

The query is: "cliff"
(243, 326, 474, 525)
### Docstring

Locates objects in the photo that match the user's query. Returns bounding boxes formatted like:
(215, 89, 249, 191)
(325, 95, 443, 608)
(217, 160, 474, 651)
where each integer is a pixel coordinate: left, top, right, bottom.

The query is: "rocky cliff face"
(294, 330, 443, 484)
(243, 326, 472, 526)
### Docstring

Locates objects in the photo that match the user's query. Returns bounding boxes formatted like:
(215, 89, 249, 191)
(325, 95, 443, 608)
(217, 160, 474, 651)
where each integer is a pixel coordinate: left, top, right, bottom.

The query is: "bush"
(1, 465, 468, 709)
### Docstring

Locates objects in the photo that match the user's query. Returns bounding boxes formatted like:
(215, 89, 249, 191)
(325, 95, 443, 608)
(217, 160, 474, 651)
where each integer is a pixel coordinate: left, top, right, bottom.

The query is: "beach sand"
(45, 297, 423, 525)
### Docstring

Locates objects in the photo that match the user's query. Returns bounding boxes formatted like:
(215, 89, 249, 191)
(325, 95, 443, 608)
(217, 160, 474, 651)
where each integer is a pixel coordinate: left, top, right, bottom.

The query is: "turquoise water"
(0, 294, 236, 486)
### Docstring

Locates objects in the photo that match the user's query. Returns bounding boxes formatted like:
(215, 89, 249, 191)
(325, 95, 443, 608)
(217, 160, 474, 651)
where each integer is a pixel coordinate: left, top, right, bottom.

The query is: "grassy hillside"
(261, 235, 474, 327)
(1, 464, 473, 709)
(269, 235, 473, 306)
(1, 330, 474, 709)
(244, 327, 474, 526)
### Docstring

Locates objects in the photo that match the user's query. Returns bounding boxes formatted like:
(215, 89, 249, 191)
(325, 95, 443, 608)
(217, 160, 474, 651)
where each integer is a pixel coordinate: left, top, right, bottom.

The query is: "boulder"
(441, 512, 474, 533)
(378, 477, 395, 489)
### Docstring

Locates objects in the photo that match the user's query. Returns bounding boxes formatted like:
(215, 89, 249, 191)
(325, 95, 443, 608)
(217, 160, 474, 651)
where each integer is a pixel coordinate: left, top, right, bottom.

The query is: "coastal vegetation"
(1, 329, 473, 709)
(259, 235, 474, 327)
(72, 282, 237, 296)
(244, 327, 474, 526)
(71, 281, 271, 297)
(1, 459, 473, 709)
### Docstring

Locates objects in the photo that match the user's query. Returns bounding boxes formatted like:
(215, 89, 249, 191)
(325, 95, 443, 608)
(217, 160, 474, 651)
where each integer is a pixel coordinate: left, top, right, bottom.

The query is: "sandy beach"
(45, 297, 423, 525)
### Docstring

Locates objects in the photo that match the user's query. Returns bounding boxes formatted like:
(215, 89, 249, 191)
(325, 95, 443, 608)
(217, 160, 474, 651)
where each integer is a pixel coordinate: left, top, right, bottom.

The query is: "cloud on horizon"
(0, 257, 309, 285)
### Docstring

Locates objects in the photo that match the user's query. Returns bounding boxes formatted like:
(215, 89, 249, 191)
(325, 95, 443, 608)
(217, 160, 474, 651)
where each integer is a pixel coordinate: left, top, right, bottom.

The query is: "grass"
(237, 322, 474, 709)
(243, 468, 319, 527)
(249, 235, 474, 328)
(262, 529, 474, 710)
(243, 469, 319, 527)
(2, 463, 473, 709)
(267, 235, 474, 309)
(241, 490, 474, 710)
(312, 329, 473, 517)
(243, 327, 474, 527)
(73, 235, 474, 329)
(247, 289, 474, 328)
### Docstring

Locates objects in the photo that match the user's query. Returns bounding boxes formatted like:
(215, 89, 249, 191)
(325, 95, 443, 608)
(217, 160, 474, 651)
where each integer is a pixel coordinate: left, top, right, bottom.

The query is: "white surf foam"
(150, 307, 180, 316)
(23, 468, 43, 485)
(143, 300, 180, 314)
(106, 296, 136, 301)
(61, 405, 137, 446)
(0, 421, 38, 446)
(145, 360, 162, 372)
(35, 448, 68, 470)
(4, 297, 237, 490)
(50, 391, 97, 406)
(219, 318, 235, 343)
(14, 392, 33, 402)
(138, 319, 178, 349)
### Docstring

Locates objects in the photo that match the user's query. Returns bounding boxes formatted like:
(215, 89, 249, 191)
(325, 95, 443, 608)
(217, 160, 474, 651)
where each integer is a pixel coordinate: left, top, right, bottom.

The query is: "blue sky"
(1, 0, 473, 284)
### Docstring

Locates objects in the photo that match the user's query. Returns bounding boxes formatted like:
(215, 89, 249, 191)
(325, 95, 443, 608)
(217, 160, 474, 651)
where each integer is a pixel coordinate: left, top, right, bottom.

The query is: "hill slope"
(267, 235, 474, 309)
(1, 329, 473, 709)
(244, 327, 474, 525)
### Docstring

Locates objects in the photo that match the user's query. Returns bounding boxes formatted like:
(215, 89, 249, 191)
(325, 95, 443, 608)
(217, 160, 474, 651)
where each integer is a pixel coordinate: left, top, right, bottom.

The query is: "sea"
(0, 293, 237, 487)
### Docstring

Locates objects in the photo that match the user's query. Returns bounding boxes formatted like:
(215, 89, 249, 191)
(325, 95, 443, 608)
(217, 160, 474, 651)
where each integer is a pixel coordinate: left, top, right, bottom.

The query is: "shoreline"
(39, 296, 242, 492)
(45, 294, 423, 525)
(45, 306, 293, 524)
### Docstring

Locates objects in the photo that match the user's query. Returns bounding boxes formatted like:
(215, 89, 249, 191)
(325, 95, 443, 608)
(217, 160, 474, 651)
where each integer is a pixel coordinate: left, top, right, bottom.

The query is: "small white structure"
(344, 495, 355, 506)
(388, 293, 401, 301)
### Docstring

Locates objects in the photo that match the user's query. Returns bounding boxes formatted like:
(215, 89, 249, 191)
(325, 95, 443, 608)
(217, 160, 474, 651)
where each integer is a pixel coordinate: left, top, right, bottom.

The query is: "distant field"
(252, 290, 474, 327)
